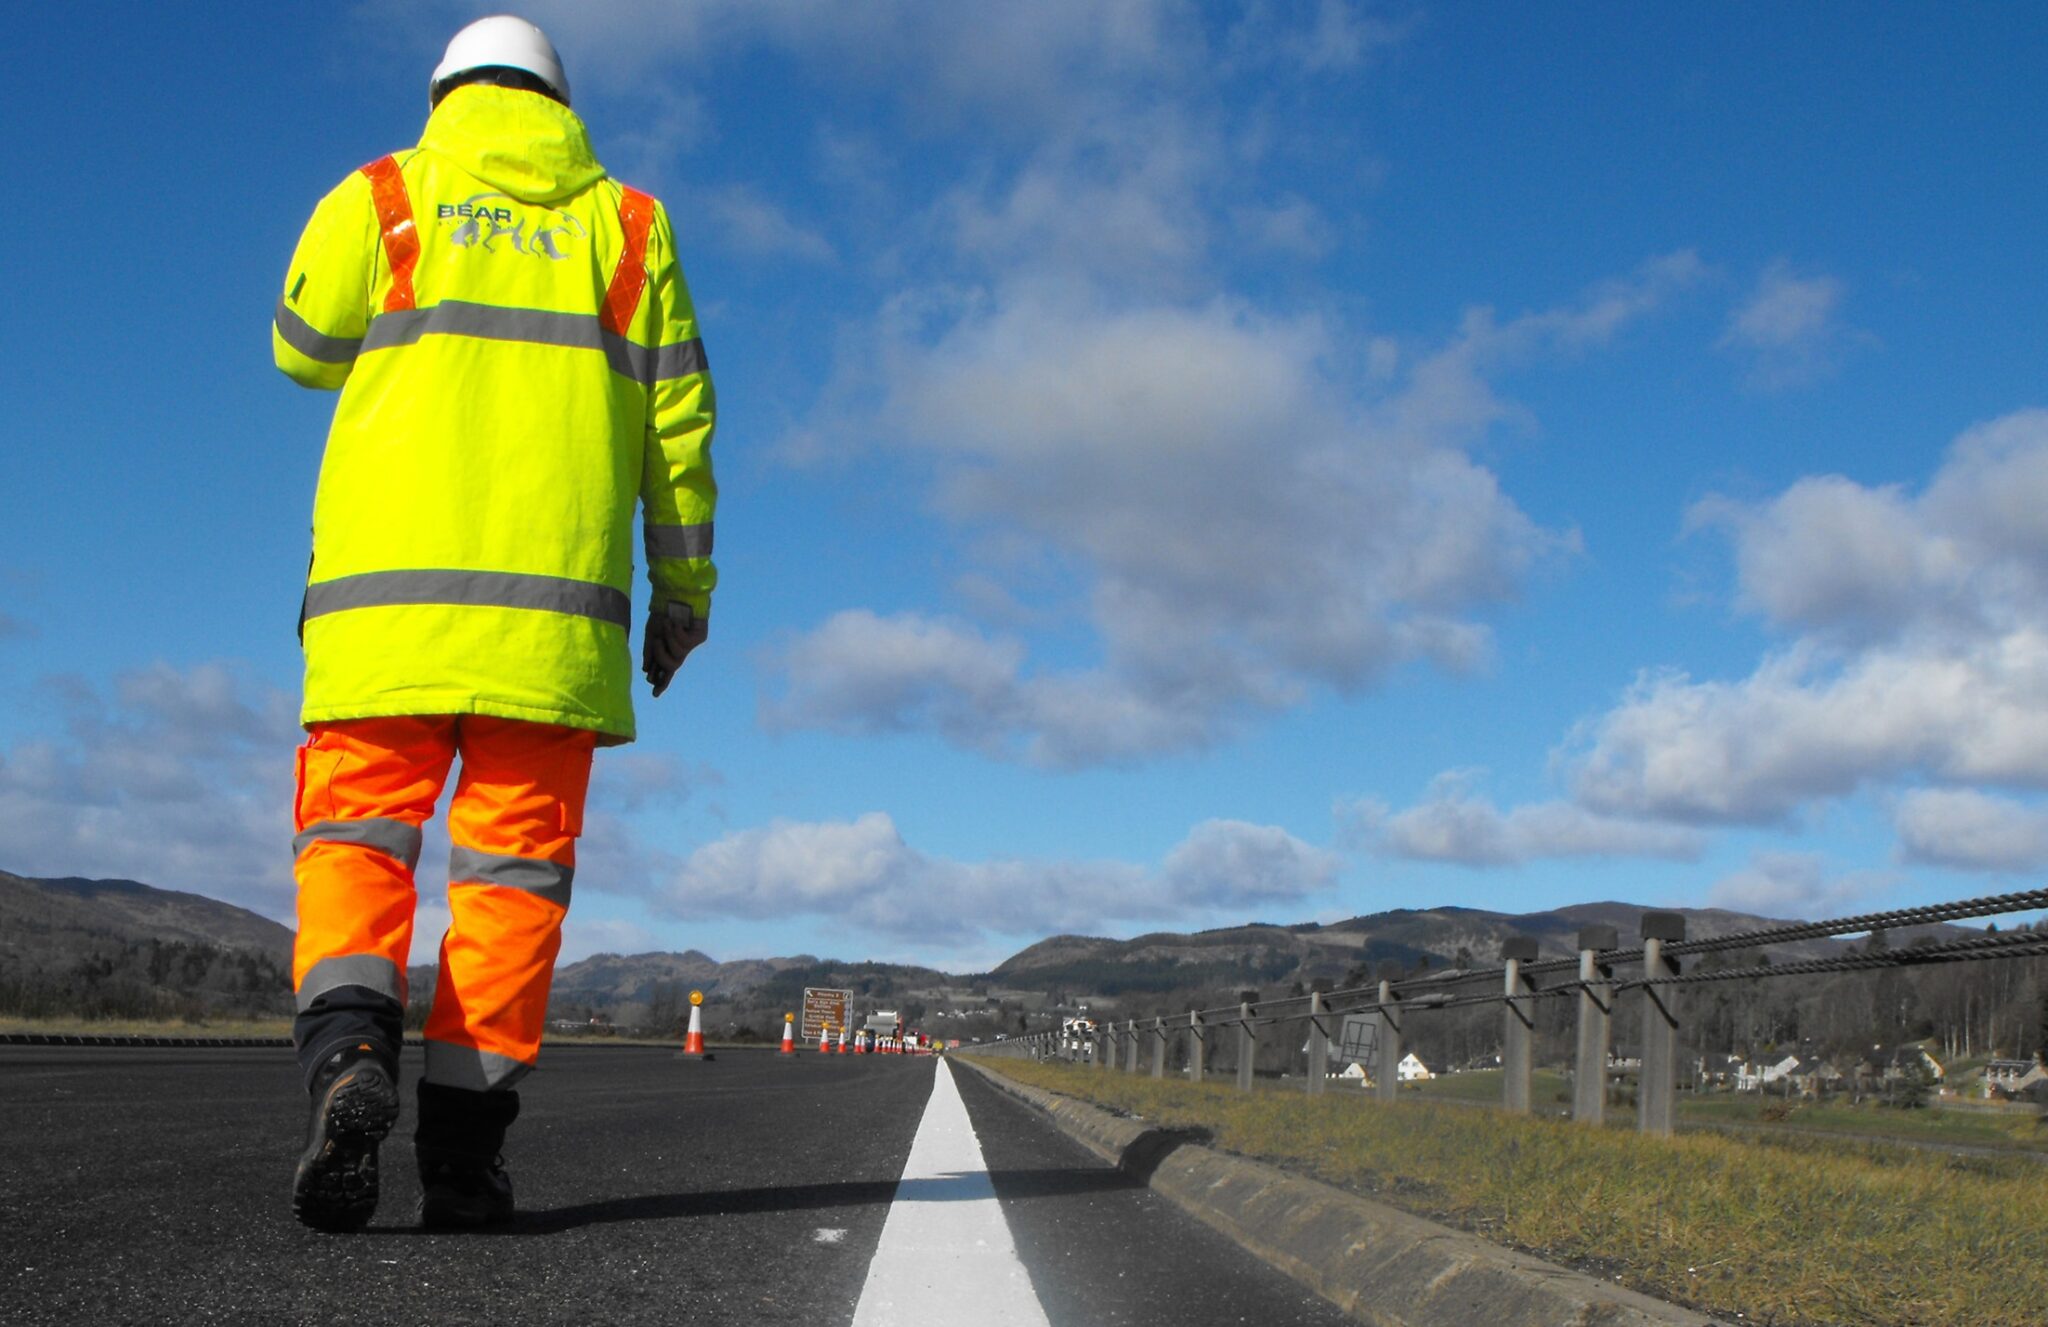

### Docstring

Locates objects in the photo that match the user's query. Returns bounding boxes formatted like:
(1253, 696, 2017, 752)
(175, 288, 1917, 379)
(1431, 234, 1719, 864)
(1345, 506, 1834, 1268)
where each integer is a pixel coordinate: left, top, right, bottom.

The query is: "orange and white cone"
(854, 1030, 866, 1054)
(780, 1013, 797, 1055)
(819, 1024, 832, 1054)
(680, 990, 708, 1058)
(837, 1026, 848, 1054)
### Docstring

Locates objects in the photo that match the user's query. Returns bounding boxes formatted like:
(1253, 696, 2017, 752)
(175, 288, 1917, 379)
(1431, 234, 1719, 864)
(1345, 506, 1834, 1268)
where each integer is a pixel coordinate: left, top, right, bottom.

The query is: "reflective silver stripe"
(296, 954, 404, 1012)
(643, 522, 713, 560)
(357, 299, 704, 386)
(423, 1039, 533, 1091)
(448, 847, 574, 906)
(274, 301, 362, 364)
(649, 337, 708, 383)
(302, 569, 631, 629)
(293, 817, 423, 868)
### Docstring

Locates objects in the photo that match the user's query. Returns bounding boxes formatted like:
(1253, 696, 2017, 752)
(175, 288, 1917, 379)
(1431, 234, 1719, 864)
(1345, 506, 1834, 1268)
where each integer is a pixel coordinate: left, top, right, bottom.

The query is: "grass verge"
(0, 1016, 294, 1038)
(1407, 1068, 2048, 1152)
(978, 1057, 2048, 1327)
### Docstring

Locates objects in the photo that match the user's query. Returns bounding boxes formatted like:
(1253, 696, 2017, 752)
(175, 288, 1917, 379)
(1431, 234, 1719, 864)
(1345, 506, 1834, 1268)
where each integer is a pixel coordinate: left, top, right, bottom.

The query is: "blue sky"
(4, 3, 2047, 970)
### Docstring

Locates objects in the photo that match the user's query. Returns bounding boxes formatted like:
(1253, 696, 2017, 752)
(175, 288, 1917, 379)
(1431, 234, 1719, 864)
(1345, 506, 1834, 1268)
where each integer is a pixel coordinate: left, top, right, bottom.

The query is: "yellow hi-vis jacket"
(273, 85, 715, 744)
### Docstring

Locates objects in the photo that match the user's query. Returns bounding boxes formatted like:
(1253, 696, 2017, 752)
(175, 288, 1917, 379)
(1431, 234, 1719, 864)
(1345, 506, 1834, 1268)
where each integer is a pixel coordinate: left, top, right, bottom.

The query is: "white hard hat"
(430, 15, 571, 107)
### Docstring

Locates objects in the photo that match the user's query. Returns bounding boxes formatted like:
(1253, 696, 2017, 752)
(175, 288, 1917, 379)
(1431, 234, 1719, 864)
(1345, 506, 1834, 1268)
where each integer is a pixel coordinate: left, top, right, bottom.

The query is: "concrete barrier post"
(1306, 991, 1329, 1095)
(1573, 924, 1617, 1124)
(1097, 1026, 1111, 1073)
(1375, 978, 1403, 1104)
(1639, 912, 1686, 1137)
(1152, 1016, 1167, 1079)
(1501, 937, 1539, 1114)
(1125, 1019, 1140, 1073)
(1189, 1009, 1206, 1082)
(1236, 1002, 1257, 1092)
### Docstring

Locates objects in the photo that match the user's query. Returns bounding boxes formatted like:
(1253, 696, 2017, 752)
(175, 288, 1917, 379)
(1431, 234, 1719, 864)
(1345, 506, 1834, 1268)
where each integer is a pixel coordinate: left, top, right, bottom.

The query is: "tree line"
(0, 939, 293, 1023)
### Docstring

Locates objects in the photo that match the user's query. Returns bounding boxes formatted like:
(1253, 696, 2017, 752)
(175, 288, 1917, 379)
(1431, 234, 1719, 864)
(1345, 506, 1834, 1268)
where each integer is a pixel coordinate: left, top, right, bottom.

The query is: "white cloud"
(0, 663, 301, 918)
(1707, 851, 1877, 918)
(0, 661, 703, 926)
(768, 258, 1706, 766)
(1235, 195, 1335, 259)
(1719, 260, 1863, 389)
(558, 916, 666, 965)
(1569, 635, 2048, 824)
(1161, 819, 1343, 904)
(1689, 477, 1968, 642)
(1571, 410, 2048, 825)
(1893, 787, 2048, 872)
(663, 812, 1337, 943)
(1341, 772, 1704, 866)
(694, 184, 834, 262)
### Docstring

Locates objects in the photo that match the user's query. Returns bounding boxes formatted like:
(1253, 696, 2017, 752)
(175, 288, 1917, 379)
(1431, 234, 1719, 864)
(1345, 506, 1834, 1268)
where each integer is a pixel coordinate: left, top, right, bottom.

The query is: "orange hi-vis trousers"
(292, 715, 595, 1091)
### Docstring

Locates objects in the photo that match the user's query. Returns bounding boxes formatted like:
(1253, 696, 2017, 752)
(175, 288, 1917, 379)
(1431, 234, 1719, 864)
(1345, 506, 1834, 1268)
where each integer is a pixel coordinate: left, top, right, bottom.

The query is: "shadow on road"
(365, 1166, 1144, 1235)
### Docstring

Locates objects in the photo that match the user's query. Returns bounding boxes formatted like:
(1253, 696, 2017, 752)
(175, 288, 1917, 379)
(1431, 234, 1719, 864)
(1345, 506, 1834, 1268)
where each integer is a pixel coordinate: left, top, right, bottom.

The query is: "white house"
(1735, 1053, 1802, 1092)
(1333, 1053, 1431, 1086)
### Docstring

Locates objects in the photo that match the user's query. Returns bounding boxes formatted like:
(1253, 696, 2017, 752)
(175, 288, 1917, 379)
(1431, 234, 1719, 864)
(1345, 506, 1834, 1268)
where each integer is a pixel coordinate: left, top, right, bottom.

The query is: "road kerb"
(954, 1056, 1723, 1327)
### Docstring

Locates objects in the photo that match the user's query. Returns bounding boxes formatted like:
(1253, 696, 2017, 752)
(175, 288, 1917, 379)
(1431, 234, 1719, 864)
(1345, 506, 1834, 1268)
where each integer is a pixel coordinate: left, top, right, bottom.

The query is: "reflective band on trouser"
(359, 154, 419, 313)
(601, 184, 655, 335)
(423, 1041, 534, 1091)
(423, 718, 595, 1090)
(355, 298, 704, 386)
(448, 846, 575, 907)
(274, 301, 362, 365)
(293, 816, 423, 867)
(302, 568, 632, 630)
(296, 953, 404, 1012)
(644, 521, 713, 560)
(291, 720, 458, 1007)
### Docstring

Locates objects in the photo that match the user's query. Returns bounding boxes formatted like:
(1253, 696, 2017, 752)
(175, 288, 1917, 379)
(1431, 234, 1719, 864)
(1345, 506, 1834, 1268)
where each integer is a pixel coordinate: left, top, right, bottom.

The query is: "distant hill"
(549, 949, 822, 1005)
(543, 951, 955, 1018)
(987, 901, 1877, 998)
(0, 870, 294, 969)
(3, 869, 1976, 1034)
(0, 869, 296, 1021)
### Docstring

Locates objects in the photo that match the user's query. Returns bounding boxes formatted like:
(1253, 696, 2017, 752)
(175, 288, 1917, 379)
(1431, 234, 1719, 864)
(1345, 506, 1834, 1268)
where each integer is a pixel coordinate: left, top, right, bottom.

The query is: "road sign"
(801, 987, 851, 1042)
(1336, 1013, 1380, 1073)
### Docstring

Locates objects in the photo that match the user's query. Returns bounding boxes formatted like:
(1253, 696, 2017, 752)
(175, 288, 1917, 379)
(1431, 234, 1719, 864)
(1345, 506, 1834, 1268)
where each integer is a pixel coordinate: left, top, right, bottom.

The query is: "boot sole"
(292, 1062, 399, 1233)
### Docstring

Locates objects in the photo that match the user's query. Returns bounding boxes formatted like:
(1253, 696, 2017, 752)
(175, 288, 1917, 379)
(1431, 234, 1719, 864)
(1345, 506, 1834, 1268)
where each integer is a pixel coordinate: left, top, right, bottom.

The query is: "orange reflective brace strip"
(359, 155, 419, 313)
(600, 185, 655, 336)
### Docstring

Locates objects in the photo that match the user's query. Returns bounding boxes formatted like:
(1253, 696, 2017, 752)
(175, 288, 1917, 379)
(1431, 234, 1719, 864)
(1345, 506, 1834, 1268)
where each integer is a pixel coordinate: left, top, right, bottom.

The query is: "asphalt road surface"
(0, 1045, 1354, 1326)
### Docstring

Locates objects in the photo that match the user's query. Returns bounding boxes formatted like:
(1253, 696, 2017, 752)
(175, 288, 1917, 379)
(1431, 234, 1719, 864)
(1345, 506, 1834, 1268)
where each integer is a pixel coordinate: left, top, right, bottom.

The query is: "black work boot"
(415, 1080, 521, 1229)
(292, 1042, 400, 1232)
(417, 1148, 516, 1229)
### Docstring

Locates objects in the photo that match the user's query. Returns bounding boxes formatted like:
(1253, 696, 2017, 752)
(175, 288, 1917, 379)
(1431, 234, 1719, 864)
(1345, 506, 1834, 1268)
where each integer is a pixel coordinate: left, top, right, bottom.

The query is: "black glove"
(642, 601, 707, 698)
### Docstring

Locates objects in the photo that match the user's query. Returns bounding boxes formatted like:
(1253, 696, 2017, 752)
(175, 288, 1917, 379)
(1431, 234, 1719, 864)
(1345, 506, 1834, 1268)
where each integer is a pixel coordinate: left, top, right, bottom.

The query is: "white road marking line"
(849, 1058, 1051, 1327)
(815, 1227, 849, 1245)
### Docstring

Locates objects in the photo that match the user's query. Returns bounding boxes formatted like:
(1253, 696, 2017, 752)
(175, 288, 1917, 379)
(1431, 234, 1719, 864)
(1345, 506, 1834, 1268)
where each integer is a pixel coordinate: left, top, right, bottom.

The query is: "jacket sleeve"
(637, 201, 718, 621)
(273, 172, 376, 391)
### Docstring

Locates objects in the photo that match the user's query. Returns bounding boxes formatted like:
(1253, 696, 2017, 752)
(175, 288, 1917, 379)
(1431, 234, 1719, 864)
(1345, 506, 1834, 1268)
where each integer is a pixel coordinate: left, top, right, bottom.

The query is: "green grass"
(977, 1057, 2048, 1327)
(1405, 1067, 2048, 1152)
(1404, 1067, 1571, 1105)
(0, 1015, 295, 1037)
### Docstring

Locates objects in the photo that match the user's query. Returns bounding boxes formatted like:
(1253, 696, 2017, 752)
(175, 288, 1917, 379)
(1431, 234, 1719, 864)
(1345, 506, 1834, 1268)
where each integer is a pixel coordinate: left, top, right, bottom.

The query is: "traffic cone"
(819, 1024, 832, 1055)
(853, 1030, 866, 1054)
(837, 1025, 848, 1054)
(679, 989, 710, 1059)
(780, 1013, 797, 1055)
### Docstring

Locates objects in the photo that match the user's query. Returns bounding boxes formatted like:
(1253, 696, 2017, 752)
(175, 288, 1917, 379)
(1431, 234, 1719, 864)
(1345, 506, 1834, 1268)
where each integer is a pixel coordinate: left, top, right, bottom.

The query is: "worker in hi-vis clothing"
(272, 16, 714, 1232)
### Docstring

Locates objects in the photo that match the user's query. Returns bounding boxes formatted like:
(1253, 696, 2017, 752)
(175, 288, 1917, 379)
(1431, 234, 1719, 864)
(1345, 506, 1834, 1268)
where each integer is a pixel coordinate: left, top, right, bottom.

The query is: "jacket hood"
(417, 85, 606, 205)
